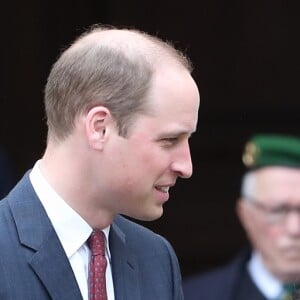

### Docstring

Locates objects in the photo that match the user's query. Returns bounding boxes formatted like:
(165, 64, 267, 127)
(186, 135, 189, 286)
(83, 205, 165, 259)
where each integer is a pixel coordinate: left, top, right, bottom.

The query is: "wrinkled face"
(102, 65, 200, 221)
(237, 167, 300, 282)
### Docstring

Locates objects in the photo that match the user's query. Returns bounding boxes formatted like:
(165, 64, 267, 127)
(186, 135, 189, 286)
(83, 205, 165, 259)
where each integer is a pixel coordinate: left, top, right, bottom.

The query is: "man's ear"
(85, 106, 113, 150)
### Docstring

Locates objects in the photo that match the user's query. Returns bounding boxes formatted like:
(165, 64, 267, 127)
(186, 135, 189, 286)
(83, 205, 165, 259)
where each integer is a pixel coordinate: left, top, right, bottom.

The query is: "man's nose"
(170, 142, 193, 178)
(285, 210, 300, 236)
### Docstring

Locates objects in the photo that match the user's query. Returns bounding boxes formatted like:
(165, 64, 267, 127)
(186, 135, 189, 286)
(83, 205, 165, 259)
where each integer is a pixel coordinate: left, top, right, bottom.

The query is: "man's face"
(238, 167, 300, 282)
(103, 65, 200, 221)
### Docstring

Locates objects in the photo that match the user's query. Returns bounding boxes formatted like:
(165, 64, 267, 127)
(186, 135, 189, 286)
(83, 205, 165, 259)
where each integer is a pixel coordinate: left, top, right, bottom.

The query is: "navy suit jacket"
(183, 249, 267, 300)
(0, 172, 184, 300)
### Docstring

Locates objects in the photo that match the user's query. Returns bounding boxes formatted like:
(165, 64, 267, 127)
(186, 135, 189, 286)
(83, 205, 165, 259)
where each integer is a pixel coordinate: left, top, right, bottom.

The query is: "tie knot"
(88, 230, 106, 256)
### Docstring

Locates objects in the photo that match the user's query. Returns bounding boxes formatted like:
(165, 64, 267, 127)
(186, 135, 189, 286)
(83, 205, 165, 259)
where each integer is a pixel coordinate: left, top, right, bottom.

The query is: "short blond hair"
(44, 24, 192, 141)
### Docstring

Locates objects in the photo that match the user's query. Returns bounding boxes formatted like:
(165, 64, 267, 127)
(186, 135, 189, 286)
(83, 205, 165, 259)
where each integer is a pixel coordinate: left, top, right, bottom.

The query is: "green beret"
(242, 134, 300, 169)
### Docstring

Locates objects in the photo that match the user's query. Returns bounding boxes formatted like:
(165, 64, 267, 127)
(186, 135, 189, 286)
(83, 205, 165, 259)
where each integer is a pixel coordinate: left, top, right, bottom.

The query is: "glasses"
(245, 196, 300, 223)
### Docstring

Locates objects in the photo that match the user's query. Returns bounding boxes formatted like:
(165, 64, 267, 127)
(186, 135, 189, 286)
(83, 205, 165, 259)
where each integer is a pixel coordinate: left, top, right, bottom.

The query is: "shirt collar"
(248, 251, 283, 299)
(29, 160, 110, 258)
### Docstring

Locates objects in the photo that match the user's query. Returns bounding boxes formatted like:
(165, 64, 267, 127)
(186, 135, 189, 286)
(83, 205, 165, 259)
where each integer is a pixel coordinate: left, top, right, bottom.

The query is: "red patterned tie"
(87, 230, 107, 300)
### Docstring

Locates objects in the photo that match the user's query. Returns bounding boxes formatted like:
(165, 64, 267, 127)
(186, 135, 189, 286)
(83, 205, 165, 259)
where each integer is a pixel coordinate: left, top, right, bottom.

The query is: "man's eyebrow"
(159, 129, 196, 139)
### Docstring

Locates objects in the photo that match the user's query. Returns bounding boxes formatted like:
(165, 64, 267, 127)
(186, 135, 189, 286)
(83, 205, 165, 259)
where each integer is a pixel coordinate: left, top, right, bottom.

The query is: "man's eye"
(164, 138, 178, 142)
(161, 137, 179, 146)
(272, 206, 289, 214)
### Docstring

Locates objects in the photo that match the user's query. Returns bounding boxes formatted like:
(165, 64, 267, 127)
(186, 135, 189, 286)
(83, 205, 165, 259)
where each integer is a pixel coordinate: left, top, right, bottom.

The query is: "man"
(0, 25, 200, 299)
(183, 134, 300, 300)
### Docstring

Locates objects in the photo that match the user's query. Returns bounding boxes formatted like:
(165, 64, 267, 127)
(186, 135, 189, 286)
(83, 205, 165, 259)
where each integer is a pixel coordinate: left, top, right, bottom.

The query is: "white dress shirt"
(29, 160, 115, 300)
(248, 251, 283, 300)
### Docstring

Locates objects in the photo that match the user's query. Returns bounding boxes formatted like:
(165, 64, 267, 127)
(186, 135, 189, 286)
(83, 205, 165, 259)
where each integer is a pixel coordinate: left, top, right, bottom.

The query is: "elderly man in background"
(183, 134, 300, 300)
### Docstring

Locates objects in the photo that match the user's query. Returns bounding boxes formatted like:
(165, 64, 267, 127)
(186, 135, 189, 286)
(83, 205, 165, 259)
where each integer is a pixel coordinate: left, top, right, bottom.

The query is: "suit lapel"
(9, 173, 143, 300)
(110, 219, 140, 300)
(234, 267, 267, 300)
(30, 230, 83, 300)
(9, 173, 82, 300)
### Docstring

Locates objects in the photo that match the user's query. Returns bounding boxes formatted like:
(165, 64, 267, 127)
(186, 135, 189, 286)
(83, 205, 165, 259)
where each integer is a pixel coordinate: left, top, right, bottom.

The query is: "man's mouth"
(156, 186, 170, 193)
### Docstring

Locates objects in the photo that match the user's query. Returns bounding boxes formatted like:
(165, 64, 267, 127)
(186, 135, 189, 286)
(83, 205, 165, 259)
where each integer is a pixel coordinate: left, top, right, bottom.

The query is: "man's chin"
(281, 272, 300, 283)
(127, 208, 164, 222)
(143, 210, 164, 221)
(274, 262, 300, 282)
(282, 248, 300, 261)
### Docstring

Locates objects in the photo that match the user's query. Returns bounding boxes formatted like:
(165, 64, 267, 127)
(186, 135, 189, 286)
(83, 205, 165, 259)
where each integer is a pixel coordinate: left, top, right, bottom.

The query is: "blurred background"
(0, 0, 299, 279)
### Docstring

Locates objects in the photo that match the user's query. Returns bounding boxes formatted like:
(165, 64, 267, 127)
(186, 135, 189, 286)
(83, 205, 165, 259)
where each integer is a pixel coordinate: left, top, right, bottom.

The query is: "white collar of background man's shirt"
(248, 251, 283, 299)
(29, 160, 111, 260)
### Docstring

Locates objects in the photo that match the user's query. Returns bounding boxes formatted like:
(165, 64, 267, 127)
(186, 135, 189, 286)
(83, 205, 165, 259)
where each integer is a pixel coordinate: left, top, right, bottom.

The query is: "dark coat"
(183, 249, 267, 300)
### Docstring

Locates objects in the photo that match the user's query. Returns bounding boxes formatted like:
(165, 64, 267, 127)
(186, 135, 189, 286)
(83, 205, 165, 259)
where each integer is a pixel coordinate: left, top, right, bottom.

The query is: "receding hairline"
(67, 26, 192, 71)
